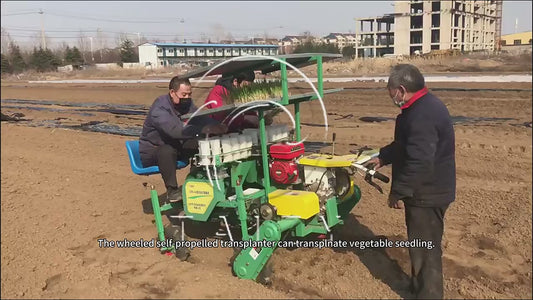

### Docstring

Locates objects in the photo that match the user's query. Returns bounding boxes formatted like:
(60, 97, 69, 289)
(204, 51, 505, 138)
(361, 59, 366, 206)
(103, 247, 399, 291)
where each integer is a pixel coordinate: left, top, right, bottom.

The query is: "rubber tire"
(256, 259, 274, 286)
(228, 247, 241, 276)
(164, 224, 191, 261)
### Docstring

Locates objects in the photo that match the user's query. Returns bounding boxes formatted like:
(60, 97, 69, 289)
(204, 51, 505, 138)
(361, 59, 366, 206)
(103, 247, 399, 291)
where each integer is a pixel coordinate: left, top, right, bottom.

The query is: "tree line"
(1, 39, 138, 74)
(293, 41, 356, 58)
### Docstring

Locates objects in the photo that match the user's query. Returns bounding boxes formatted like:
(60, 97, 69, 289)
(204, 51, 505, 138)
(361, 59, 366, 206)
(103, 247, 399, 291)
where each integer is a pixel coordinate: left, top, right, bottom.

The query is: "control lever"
(365, 173, 384, 194)
(351, 162, 390, 194)
(332, 133, 336, 156)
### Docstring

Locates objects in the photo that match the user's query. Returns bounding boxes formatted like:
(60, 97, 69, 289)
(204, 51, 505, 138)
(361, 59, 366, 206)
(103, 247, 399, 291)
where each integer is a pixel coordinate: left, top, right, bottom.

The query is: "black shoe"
(167, 187, 183, 203)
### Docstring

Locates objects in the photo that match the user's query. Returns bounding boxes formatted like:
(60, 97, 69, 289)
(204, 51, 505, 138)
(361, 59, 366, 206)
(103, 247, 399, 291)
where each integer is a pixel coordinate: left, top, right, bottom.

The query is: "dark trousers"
(405, 204, 449, 299)
(140, 141, 197, 191)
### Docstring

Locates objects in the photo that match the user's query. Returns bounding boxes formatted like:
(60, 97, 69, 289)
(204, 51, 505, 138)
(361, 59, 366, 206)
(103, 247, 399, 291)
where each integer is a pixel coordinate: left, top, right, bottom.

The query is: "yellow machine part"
(268, 189, 320, 219)
(298, 150, 379, 168)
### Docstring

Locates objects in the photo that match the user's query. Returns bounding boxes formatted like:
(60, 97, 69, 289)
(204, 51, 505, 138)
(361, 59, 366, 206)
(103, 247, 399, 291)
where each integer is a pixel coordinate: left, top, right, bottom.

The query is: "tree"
(8, 43, 27, 73)
(70, 47, 84, 64)
(30, 47, 60, 72)
(64, 46, 84, 65)
(120, 39, 137, 63)
(342, 46, 356, 59)
(64, 46, 73, 64)
(1, 53, 13, 74)
(1, 27, 12, 54)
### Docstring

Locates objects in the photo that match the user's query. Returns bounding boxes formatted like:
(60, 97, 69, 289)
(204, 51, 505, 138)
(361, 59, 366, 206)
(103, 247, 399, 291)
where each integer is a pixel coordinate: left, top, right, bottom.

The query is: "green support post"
(280, 58, 289, 105)
(294, 101, 301, 141)
(316, 56, 324, 98)
(258, 110, 271, 197)
(150, 187, 167, 250)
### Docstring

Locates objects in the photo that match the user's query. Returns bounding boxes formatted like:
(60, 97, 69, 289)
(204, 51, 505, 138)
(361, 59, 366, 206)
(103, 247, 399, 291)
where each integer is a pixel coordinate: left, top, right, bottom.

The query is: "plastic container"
(221, 137, 233, 163)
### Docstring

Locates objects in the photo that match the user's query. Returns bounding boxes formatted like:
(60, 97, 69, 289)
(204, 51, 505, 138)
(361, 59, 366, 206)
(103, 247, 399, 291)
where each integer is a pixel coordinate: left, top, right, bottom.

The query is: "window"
(157, 48, 163, 53)
(431, 29, 440, 43)
(432, 1, 440, 12)
(501, 40, 506, 46)
(514, 39, 521, 45)
(169, 49, 174, 53)
(529, 39, 532, 45)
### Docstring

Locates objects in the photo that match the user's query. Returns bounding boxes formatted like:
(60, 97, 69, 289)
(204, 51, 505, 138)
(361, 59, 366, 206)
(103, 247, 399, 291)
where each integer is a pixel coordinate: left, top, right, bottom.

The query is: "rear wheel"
(164, 224, 191, 261)
(228, 248, 273, 285)
(257, 259, 274, 285)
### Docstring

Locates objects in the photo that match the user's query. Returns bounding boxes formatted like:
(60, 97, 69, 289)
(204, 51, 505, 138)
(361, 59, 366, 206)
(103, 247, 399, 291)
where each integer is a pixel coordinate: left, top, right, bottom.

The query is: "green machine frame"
(148, 53, 362, 280)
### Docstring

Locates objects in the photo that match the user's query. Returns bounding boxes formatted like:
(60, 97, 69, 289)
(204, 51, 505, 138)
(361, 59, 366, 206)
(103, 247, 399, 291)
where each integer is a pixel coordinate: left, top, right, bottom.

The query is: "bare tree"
(115, 32, 129, 48)
(96, 28, 107, 62)
(225, 32, 234, 42)
(30, 32, 52, 49)
(77, 30, 88, 62)
(139, 34, 148, 44)
(209, 23, 226, 43)
(1, 27, 12, 54)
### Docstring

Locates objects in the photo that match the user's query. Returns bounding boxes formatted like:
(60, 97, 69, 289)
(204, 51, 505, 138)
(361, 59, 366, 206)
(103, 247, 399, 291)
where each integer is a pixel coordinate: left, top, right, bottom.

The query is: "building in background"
(356, 0, 503, 58)
(355, 15, 395, 58)
(138, 42, 279, 68)
(500, 31, 532, 54)
(322, 33, 357, 50)
(394, 0, 502, 55)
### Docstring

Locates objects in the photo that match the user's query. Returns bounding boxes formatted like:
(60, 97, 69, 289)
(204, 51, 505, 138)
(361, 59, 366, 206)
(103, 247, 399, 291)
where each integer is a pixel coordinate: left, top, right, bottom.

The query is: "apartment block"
(355, 15, 395, 58)
(393, 0, 502, 55)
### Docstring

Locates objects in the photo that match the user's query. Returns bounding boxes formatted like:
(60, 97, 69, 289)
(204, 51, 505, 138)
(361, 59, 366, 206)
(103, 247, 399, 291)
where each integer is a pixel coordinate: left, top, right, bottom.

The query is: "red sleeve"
(204, 85, 229, 122)
(204, 85, 227, 109)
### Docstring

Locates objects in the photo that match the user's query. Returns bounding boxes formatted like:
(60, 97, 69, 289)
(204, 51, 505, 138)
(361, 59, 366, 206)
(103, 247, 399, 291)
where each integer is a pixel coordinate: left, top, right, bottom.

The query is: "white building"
(138, 42, 279, 68)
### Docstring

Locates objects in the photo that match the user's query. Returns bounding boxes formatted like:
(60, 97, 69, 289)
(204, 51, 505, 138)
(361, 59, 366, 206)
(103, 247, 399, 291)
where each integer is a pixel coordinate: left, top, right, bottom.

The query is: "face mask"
(174, 97, 192, 113)
(392, 90, 406, 108)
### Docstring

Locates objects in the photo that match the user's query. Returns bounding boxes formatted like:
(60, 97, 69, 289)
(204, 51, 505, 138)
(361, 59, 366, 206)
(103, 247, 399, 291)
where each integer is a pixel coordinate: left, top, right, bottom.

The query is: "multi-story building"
(355, 0, 503, 58)
(355, 15, 395, 58)
(322, 33, 357, 50)
(138, 42, 279, 68)
(393, 0, 502, 55)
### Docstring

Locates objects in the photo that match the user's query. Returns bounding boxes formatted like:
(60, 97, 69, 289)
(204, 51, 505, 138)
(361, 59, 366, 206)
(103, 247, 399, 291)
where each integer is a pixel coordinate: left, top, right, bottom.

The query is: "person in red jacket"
(204, 71, 266, 131)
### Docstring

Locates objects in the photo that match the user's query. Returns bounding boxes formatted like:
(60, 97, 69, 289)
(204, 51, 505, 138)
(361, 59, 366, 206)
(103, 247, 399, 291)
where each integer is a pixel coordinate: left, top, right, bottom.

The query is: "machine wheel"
(228, 247, 243, 277)
(256, 259, 274, 286)
(164, 224, 191, 261)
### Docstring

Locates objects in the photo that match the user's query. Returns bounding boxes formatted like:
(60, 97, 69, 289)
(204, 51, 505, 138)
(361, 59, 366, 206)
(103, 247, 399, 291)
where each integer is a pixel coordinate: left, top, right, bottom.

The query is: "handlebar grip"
(373, 171, 390, 183)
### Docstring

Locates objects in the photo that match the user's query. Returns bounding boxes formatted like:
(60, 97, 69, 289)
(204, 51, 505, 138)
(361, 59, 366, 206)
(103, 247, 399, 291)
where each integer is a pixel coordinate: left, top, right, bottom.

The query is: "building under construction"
(355, 0, 503, 58)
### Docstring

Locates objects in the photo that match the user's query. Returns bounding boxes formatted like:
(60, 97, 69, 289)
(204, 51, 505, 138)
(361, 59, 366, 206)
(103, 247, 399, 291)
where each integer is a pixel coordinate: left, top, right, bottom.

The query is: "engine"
(268, 142, 304, 185)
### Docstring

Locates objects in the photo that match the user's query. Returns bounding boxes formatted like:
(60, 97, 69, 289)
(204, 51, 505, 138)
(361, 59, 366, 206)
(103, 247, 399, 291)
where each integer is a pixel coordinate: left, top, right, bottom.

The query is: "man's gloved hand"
(202, 124, 228, 135)
(388, 194, 404, 209)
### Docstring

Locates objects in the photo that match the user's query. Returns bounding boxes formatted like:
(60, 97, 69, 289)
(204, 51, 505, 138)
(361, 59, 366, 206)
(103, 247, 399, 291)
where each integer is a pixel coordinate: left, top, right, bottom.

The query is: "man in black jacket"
(366, 64, 456, 299)
(139, 76, 226, 202)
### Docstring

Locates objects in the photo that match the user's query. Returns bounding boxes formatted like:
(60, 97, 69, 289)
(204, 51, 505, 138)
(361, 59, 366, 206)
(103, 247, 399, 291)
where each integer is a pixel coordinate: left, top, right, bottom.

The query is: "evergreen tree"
(9, 43, 27, 73)
(120, 39, 137, 63)
(64, 46, 84, 65)
(64, 46, 73, 64)
(341, 46, 356, 59)
(1, 53, 13, 74)
(30, 47, 61, 72)
(70, 46, 84, 64)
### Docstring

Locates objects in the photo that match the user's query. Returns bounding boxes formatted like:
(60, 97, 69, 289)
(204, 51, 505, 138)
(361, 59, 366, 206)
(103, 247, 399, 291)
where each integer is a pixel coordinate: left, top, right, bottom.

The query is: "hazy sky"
(1, 1, 531, 49)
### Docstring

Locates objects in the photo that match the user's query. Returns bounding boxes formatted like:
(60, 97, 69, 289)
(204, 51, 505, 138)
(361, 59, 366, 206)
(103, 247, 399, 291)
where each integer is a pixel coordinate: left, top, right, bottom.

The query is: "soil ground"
(1, 80, 532, 299)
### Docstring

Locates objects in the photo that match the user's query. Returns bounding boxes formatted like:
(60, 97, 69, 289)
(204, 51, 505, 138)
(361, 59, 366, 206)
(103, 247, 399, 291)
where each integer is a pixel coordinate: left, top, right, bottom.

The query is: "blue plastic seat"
(125, 140, 189, 176)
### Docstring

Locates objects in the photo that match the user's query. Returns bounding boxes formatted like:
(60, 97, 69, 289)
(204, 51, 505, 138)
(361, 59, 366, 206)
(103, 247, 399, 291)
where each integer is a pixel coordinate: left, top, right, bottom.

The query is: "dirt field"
(1, 79, 532, 299)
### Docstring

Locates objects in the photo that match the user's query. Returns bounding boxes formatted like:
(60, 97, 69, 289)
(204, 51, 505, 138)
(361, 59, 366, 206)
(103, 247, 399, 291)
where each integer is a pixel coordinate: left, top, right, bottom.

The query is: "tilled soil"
(1, 80, 531, 299)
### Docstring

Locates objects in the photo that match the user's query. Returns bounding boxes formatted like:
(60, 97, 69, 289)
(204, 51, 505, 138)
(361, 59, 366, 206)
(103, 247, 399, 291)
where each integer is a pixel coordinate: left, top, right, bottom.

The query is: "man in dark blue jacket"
(139, 76, 226, 202)
(366, 64, 456, 299)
